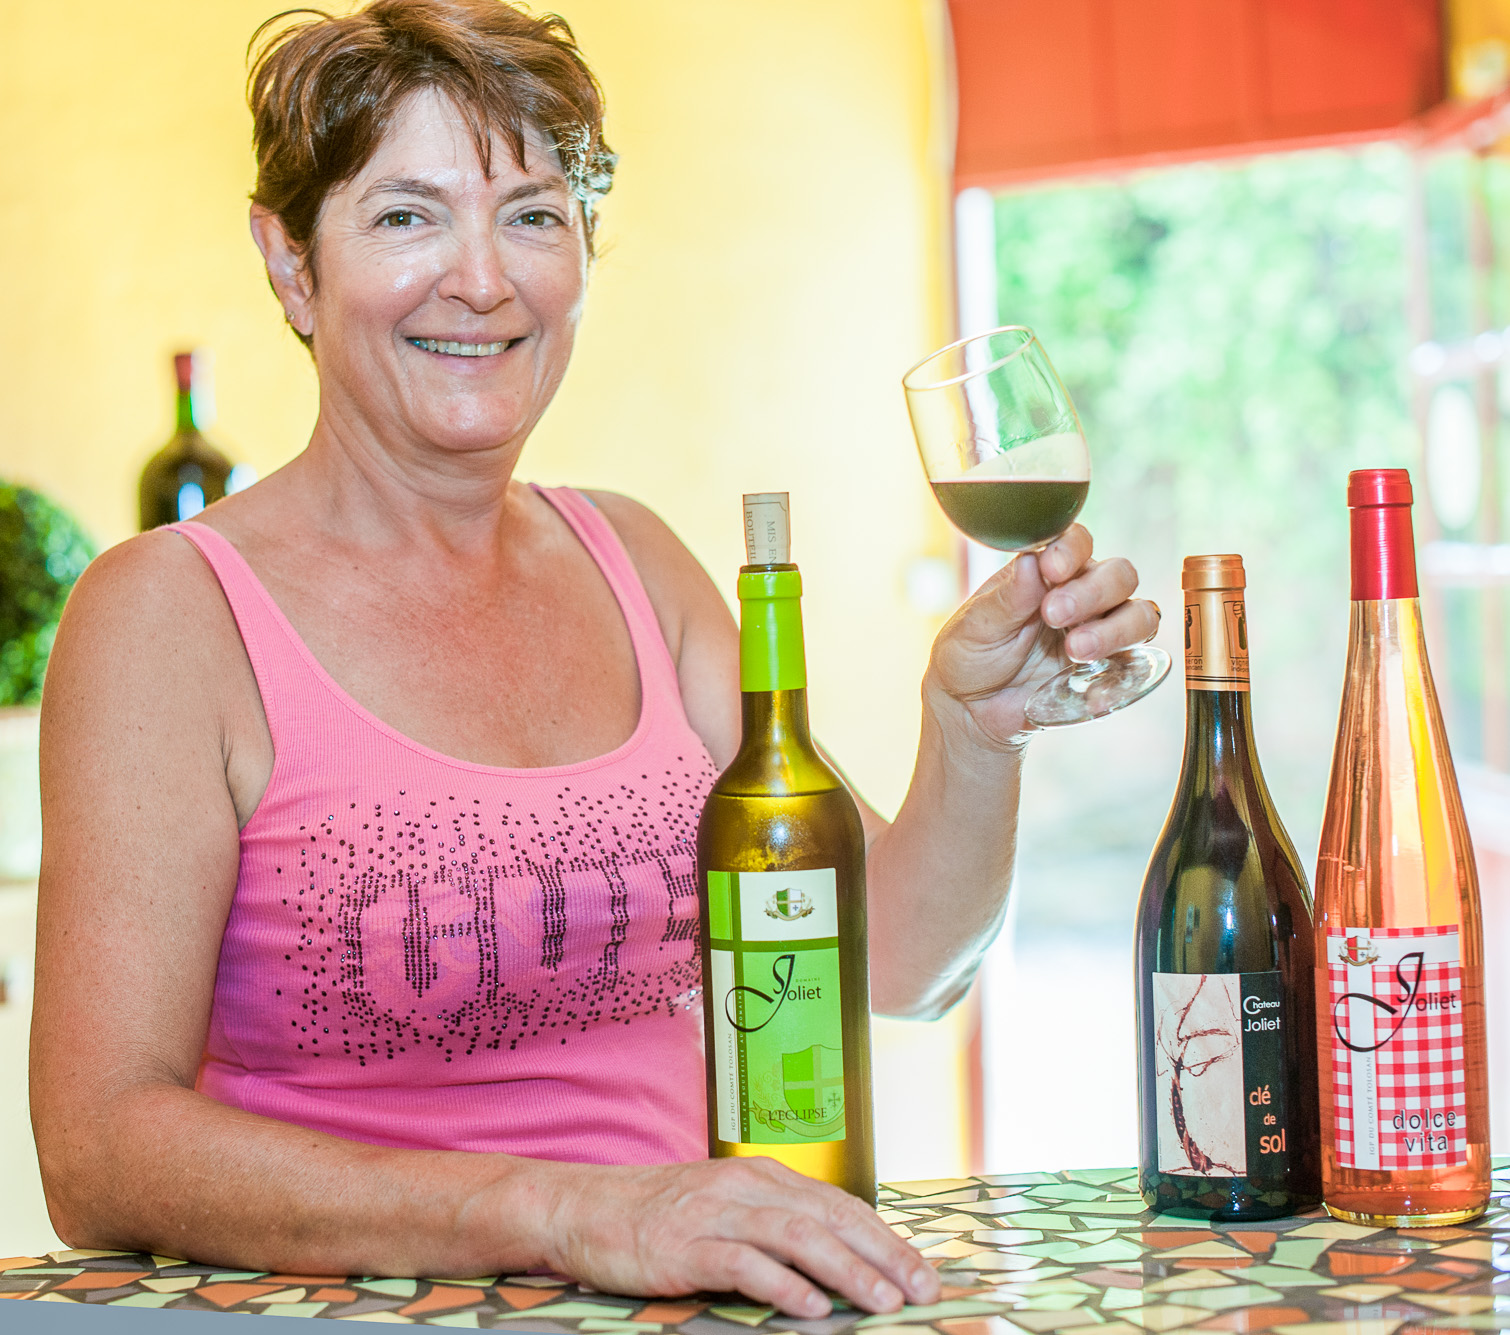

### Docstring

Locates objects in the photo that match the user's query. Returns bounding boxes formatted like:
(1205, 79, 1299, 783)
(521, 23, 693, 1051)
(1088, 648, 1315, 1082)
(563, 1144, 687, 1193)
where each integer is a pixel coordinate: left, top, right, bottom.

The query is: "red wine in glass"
(929, 476, 1089, 552)
(903, 326, 1168, 726)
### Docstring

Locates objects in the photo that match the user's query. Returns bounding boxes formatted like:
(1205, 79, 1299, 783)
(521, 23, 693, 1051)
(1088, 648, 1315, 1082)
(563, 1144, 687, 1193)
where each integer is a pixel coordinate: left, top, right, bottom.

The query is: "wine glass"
(902, 324, 1170, 727)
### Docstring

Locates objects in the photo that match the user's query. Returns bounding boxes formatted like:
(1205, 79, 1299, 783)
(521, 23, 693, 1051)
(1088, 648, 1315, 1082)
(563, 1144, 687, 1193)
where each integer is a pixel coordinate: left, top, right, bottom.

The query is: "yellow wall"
(1, 0, 970, 1181)
(1448, 0, 1510, 97)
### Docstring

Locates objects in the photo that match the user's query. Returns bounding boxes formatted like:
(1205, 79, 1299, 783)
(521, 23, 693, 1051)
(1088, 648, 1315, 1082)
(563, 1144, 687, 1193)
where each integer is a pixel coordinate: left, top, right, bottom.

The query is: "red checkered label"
(1327, 926, 1466, 1171)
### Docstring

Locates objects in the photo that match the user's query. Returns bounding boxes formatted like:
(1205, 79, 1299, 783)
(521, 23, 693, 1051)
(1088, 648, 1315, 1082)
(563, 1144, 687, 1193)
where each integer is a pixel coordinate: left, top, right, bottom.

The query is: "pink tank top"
(170, 487, 718, 1164)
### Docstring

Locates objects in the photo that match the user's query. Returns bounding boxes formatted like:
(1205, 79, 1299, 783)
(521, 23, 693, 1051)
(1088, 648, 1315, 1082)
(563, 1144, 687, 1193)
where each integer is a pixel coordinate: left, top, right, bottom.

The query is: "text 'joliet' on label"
(706, 868, 846, 1146)
(1327, 925, 1467, 1171)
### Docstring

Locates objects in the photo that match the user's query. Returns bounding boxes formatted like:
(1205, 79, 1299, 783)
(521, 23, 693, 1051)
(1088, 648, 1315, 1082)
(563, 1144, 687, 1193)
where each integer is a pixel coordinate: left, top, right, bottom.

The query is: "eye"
(513, 208, 563, 229)
(379, 209, 421, 228)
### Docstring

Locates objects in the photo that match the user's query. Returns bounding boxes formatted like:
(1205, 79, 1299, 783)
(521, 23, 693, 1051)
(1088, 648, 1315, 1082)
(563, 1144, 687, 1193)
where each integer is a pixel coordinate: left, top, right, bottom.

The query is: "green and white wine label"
(1152, 970, 1287, 1177)
(706, 867, 846, 1145)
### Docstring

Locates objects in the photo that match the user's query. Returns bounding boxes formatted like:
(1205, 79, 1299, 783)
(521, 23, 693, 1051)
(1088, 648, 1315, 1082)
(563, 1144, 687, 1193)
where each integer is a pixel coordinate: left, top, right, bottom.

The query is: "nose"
(437, 221, 514, 313)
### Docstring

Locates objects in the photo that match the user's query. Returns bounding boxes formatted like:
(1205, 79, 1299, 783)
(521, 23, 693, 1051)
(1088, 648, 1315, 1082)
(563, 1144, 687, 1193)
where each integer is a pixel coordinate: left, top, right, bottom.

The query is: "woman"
(31, 0, 1156, 1318)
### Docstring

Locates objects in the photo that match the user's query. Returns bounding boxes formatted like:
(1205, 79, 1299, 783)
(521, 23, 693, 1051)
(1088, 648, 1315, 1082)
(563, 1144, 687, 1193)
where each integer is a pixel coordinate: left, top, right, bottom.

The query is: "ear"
(249, 206, 316, 338)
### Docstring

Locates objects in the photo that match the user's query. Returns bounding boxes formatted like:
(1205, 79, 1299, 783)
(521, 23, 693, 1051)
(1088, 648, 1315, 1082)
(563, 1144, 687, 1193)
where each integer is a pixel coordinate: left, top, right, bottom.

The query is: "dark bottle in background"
(138, 351, 234, 530)
(1135, 554, 1321, 1219)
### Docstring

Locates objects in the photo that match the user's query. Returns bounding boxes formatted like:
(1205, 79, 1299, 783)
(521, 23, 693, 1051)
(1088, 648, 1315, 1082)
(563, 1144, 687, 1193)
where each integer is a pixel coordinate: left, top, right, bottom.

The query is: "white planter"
(0, 707, 41, 882)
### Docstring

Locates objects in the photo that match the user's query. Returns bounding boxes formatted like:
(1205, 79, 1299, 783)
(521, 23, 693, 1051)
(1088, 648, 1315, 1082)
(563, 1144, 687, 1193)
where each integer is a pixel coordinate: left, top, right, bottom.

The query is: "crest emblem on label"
(765, 888, 815, 921)
(1340, 935, 1379, 967)
(780, 1044, 845, 1126)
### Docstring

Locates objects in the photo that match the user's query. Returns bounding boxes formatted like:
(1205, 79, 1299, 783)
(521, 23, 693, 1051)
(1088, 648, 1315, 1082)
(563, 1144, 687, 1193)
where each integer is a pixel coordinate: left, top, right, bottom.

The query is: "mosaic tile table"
(3, 1163, 1508, 1332)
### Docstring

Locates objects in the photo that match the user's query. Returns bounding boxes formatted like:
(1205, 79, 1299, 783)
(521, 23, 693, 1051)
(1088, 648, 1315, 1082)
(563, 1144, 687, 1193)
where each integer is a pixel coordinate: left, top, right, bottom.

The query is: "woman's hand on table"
(534, 1156, 938, 1317)
(926, 523, 1157, 747)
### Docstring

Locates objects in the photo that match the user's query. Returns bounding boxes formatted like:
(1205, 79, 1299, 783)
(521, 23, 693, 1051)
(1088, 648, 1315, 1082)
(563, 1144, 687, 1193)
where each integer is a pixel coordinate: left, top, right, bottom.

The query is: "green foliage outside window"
(994, 145, 1414, 594)
(996, 142, 1510, 816)
(994, 146, 1425, 925)
(0, 484, 95, 706)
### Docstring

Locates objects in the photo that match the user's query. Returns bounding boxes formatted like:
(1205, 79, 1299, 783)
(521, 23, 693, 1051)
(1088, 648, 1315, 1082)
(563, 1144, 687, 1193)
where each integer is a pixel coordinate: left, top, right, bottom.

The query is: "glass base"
(1024, 645, 1172, 728)
(1325, 1201, 1487, 1228)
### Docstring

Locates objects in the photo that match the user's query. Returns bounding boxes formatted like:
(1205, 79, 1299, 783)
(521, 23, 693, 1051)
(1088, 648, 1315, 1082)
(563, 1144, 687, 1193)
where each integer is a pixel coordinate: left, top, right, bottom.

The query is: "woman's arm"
(29, 532, 935, 1316)
(600, 498, 1152, 1021)
(864, 528, 1152, 1018)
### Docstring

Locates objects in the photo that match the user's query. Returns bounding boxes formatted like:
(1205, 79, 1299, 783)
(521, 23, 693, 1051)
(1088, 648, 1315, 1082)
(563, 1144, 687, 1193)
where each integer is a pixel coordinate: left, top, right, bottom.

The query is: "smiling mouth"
(407, 338, 523, 357)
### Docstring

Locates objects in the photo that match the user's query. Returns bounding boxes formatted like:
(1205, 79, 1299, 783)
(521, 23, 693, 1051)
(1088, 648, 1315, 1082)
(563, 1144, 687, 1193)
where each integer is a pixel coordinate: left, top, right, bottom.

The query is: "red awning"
(951, 0, 1446, 189)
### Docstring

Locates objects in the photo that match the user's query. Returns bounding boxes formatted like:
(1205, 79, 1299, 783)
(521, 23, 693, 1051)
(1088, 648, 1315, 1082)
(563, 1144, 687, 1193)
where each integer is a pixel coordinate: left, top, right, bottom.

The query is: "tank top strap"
(534, 486, 685, 716)
(165, 520, 318, 753)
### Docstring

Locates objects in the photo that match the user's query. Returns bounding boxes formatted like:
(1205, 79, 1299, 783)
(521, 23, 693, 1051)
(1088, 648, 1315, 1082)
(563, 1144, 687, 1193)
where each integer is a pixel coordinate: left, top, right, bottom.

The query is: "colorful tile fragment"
(1, 1164, 1507, 1331)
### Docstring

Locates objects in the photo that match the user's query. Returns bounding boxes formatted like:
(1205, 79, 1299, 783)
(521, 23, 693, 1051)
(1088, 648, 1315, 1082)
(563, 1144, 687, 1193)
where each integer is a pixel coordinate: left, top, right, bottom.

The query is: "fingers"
(726, 1162, 939, 1311)
(814, 1186, 940, 1307)
(685, 1238, 834, 1318)
(926, 531, 1153, 722)
(951, 552, 1049, 652)
(551, 1156, 938, 1320)
(1064, 596, 1161, 662)
(956, 525, 1107, 652)
(1036, 522, 1093, 586)
(734, 1205, 903, 1315)
(1041, 555, 1139, 633)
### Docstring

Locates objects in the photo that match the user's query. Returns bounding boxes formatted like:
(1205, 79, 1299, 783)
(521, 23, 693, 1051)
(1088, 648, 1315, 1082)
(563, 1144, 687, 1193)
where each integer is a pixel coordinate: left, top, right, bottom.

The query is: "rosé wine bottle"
(1315, 468, 1490, 1226)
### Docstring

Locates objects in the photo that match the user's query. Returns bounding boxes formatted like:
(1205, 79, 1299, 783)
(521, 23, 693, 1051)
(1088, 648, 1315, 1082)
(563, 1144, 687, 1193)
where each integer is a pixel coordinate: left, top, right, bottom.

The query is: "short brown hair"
(248, 0, 615, 277)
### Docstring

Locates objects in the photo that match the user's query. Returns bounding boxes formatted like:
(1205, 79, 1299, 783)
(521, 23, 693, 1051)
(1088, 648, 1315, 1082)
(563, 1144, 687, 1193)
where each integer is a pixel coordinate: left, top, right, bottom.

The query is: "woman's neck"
(288, 390, 538, 554)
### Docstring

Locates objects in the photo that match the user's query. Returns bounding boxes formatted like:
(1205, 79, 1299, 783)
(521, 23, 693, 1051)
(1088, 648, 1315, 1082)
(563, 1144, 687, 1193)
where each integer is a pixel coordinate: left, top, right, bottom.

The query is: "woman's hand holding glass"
(924, 523, 1157, 747)
(905, 327, 1168, 727)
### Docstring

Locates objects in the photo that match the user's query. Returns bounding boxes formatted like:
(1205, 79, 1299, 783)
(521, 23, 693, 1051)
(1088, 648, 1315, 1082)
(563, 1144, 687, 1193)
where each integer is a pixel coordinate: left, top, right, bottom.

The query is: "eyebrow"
(356, 175, 571, 208)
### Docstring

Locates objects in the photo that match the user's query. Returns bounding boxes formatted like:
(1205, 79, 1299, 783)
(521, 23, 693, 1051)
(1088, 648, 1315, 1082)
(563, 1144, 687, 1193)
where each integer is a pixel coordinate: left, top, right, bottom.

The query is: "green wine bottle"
(1134, 554, 1321, 1219)
(139, 351, 234, 531)
(696, 492, 876, 1202)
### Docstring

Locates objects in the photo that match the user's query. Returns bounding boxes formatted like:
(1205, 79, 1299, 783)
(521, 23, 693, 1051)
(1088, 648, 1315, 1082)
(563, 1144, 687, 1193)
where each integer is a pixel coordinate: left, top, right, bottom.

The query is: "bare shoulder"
(583, 490, 733, 661)
(43, 528, 251, 761)
(50, 529, 239, 683)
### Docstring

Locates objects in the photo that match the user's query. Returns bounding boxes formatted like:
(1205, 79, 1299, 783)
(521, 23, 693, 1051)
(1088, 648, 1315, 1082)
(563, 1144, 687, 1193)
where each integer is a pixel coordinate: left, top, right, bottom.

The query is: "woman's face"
(276, 86, 589, 462)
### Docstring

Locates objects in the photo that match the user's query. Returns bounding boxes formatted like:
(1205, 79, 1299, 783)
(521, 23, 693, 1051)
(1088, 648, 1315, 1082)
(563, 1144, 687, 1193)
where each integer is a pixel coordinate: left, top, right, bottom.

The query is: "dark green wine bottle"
(696, 492, 876, 1202)
(1135, 554, 1321, 1219)
(138, 351, 234, 531)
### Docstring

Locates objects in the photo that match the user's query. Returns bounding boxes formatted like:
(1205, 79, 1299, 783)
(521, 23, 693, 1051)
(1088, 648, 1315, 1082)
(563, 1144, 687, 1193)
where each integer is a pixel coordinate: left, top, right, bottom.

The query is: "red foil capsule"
(1348, 468, 1418, 601)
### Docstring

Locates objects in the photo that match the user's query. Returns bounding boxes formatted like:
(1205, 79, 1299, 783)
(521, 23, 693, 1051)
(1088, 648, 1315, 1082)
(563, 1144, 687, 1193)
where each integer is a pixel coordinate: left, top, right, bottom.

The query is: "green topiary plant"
(0, 484, 96, 706)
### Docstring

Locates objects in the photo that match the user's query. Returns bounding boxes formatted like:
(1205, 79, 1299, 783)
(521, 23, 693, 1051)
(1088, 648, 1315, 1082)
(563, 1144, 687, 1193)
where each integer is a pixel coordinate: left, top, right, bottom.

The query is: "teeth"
(409, 338, 508, 356)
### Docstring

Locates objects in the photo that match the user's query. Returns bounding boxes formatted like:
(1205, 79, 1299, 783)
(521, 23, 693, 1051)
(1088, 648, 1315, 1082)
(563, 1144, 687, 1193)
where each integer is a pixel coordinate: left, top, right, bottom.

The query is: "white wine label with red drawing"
(1184, 590, 1250, 691)
(1153, 972, 1288, 1176)
(706, 868, 846, 1146)
(1327, 926, 1466, 1170)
